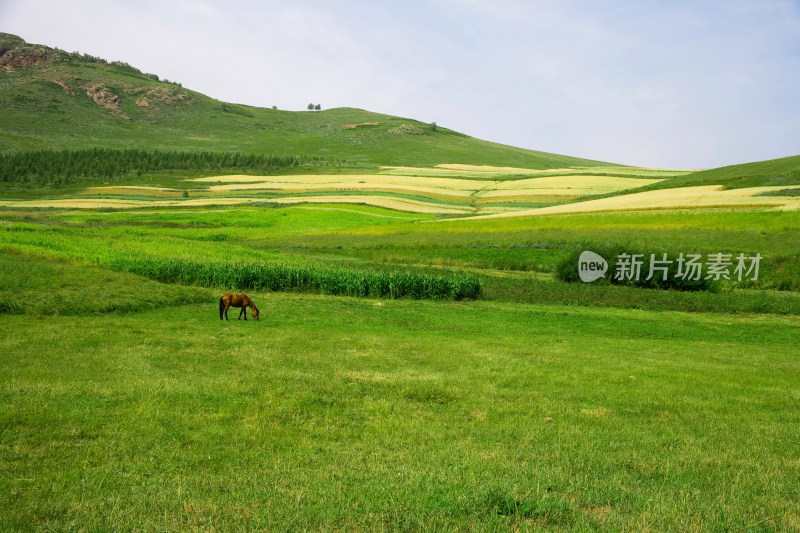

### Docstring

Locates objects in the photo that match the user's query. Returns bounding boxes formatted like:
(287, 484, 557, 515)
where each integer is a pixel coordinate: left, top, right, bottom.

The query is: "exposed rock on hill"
(387, 124, 424, 135)
(84, 83, 128, 119)
(1, 33, 195, 120)
(0, 33, 55, 70)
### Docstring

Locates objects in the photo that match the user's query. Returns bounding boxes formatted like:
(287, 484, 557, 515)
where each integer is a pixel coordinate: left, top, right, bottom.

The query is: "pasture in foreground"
(1, 285, 799, 530)
(1, 201, 798, 530)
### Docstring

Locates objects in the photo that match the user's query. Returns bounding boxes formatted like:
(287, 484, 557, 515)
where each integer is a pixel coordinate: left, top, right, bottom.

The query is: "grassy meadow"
(2, 199, 800, 530)
(1, 252, 799, 530)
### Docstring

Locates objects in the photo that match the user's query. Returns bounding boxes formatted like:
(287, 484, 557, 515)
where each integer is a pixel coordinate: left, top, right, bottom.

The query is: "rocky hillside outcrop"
(0, 33, 58, 70)
(1, 33, 193, 119)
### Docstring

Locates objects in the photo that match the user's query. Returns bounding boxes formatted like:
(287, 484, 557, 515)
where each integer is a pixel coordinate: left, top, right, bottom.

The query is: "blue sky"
(2, 0, 798, 168)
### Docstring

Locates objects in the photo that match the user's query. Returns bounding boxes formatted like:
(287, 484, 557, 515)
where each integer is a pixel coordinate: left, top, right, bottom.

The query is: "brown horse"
(219, 293, 260, 321)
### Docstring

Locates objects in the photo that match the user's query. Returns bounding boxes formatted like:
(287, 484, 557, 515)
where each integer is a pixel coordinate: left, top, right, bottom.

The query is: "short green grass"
(0, 248, 212, 314)
(2, 288, 799, 530)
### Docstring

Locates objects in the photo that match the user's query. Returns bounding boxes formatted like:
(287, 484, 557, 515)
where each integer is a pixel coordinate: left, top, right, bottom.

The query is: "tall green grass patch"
(108, 256, 481, 300)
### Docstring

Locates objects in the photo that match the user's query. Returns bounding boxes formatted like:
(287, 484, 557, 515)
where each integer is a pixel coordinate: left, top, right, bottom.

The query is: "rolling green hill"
(0, 32, 611, 169)
(648, 154, 800, 190)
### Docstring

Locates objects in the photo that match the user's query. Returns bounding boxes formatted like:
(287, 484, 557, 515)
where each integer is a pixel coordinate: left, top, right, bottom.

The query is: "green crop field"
(2, 32, 800, 531)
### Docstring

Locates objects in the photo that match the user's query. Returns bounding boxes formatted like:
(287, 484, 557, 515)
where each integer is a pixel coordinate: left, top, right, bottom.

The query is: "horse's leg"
(224, 303, 229, 320)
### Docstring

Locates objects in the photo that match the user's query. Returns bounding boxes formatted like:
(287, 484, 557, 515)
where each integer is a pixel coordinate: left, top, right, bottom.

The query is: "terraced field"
(475, 185, 800, 218)
(3, 162, 799, 217)
(0, 165, 673, 214)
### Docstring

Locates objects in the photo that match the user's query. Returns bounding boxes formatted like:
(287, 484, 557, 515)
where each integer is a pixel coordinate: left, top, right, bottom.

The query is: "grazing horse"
(219, 293, 260, 321)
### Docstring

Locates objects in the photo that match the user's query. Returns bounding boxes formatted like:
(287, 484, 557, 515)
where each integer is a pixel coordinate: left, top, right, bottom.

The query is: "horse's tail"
(219, 296, 224, 320)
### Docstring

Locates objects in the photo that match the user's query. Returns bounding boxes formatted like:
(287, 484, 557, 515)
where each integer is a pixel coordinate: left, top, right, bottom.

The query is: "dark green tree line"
(0, 149, 343, 186)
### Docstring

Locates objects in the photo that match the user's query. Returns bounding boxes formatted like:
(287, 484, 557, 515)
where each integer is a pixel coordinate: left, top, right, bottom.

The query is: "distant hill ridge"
(0, 32, 613, 169)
